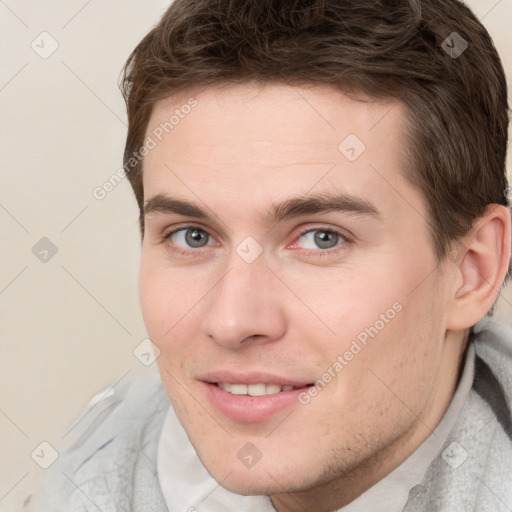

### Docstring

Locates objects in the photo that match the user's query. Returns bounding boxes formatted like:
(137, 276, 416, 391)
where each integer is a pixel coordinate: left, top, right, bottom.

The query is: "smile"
(216, 383, 298, 395)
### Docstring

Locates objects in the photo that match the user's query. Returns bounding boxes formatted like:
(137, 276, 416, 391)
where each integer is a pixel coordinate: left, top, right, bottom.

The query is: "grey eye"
(314, 230, 340, 249)
(184, 228, 209, 248)
(298, 229, 344, 250)
(167, 227, 212, 249)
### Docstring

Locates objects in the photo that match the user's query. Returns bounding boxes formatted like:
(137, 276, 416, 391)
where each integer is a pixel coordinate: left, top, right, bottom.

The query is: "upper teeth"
(217, 383, 295, 396)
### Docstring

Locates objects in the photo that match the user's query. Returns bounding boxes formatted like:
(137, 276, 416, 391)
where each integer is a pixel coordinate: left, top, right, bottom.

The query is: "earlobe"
(446, 204, 511, 330)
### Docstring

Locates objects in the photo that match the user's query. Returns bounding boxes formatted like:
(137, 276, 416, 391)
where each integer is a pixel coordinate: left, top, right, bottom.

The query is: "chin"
(213, 470, 291, 496)
(219, 477, 276, 496)
(198, 450, 313, 497)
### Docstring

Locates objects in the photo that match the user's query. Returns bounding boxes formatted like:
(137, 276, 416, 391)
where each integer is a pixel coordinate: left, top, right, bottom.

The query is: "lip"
(199, 371, 312, 387)
(199, 371, 313, 423)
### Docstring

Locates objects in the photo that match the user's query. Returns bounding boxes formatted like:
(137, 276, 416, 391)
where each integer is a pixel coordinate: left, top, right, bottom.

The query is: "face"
(139, 83, 460, 508)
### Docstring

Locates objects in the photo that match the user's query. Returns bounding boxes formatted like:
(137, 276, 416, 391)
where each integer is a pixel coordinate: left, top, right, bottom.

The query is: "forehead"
(142, 83, 422, 224)
(146, 83, 405, 158)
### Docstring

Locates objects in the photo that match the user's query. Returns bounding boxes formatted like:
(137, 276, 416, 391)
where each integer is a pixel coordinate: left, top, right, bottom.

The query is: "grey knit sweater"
(27, 320, 512, 511)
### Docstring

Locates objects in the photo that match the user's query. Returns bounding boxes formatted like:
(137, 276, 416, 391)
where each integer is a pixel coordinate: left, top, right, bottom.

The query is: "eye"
(161, 223, 351, 258)
(293, 227, 349, 252)
(163, 226, 215, 250)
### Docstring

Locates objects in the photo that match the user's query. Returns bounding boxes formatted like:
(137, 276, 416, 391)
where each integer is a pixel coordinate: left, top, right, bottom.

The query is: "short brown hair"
(120, 0, 511, 284)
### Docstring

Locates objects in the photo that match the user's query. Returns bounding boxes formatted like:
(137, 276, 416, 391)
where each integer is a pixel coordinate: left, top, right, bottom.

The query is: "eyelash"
(161, 224, 352, 258)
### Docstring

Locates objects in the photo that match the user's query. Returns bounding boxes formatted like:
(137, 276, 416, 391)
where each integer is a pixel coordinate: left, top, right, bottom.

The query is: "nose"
(202, 251, 287, 349)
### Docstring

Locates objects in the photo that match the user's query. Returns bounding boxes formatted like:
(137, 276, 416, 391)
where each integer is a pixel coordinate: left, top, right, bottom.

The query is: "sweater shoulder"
(473, 319, 512, 422)
(27, 368, 170, 511)
(63, 367, 168, 462)
(405, 320, 512, 511)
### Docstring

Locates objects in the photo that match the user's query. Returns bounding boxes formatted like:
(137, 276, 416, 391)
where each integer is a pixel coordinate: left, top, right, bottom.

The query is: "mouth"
(199, 373, 314, 423)
(215, 382, 302, 396)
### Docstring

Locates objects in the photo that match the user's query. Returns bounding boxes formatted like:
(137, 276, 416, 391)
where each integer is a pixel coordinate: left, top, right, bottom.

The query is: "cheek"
(139, 257, 190, 340)
(316, 258, 442, 395)
(349, 285, 444, 417)
(139, 255, 211, 377)
(139, 260, 166, 337)
(304, 267, 402, 347)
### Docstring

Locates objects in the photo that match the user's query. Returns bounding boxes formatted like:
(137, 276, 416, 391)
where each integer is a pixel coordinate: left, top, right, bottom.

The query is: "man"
(29, 0, 511, 510)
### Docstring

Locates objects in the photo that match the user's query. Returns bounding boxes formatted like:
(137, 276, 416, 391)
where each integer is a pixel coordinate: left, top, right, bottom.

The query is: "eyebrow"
(143, 192, 382, 226)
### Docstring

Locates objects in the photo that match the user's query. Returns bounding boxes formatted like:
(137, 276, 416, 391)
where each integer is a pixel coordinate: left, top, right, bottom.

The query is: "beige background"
(1, 1, 511, 510)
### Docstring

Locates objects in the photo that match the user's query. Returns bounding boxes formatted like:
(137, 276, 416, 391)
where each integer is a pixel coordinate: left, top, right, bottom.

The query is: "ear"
(446, 204, 511, 331)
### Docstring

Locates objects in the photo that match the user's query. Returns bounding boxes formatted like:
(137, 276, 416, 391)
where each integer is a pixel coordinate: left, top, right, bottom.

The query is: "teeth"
(265, 384, 282, 395)
(217, 383, 297, 395)
(230, 384, 248, 395)
(248, 384, 266, 396)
